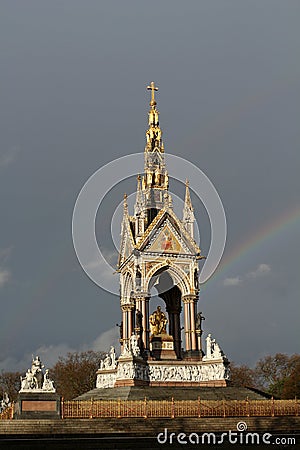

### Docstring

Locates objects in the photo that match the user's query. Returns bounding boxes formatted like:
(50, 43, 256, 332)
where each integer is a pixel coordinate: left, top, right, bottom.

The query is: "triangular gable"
(137, 209, 201, 256)
(147, 222, 185, 253)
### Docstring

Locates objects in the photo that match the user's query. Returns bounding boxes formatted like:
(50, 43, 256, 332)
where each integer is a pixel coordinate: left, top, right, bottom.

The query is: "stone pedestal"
(96, 354, 230, 388)
(15, 392, 61, 419)
(114, 356, 149, 387)
(96, 368, 117, 388)
(183, 349, 203, 361)
(150, 334, 177, 360)
(96, 332, 230, 388)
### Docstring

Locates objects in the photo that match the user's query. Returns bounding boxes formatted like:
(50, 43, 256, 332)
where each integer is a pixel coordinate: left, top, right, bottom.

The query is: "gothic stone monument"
(96, 83, 230, 389)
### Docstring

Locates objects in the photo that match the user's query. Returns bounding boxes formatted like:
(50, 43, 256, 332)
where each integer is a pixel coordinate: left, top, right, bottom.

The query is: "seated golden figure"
(149, 306, 168, 335)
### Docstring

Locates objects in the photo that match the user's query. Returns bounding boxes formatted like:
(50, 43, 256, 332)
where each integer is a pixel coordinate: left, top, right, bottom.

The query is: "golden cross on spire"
(147, 81, 158, 106)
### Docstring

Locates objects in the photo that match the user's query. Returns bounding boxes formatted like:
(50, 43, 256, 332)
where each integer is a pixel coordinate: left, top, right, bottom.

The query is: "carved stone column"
(135, 297, 142, 317)
(183, 295, 198, 352)
(121, 304, 134, 345)
(183, 298, 191, 351)
(144, 297, 150, 349)
(128, 306, 133, 337)
(167, 309, 181, 358)
(121, 305, 128, 345)
(121, 307, 126, 351)
(189, 297, 198, 351)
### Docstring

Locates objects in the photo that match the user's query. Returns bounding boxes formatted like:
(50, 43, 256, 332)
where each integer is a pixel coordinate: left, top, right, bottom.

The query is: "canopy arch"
(121, 269, 134, 301)
(145, 262, 192, 297)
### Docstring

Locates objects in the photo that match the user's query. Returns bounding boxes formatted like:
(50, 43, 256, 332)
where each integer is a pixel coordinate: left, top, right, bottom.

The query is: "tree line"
(230, 353, 300, 398)
(1, 351, 299, 401)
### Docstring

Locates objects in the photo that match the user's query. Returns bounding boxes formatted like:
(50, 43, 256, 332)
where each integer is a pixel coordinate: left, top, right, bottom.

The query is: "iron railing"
(61, 398, 299, 419)
(1, 398, 298, 420)
(0, 404, 14, 420)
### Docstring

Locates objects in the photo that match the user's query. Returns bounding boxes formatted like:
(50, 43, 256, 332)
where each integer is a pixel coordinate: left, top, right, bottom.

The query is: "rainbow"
(208, 203, 300, 284)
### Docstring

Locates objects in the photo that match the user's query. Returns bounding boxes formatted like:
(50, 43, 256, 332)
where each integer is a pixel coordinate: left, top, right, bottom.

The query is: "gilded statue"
(149, 306, 168, 335)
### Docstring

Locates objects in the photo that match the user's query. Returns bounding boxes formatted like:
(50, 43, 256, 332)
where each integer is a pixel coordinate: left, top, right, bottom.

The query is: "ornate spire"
(142, 82, 169, 223)
(145, 81, 163, 153)
(184, 179, 193, 209)
(183, 179, 195, 238)
(120, 193, 129, 236)
(134, 175, 144, 216)
(134, 175, 145, 238)
(147, 81, 158, 107)
(123, 193, 128, 215)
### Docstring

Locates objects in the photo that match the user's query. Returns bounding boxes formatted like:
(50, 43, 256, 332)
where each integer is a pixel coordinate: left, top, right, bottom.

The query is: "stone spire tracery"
(183, 179, 195, 238)
(134, 175, 145, 238)
(143, 82, 169, 224)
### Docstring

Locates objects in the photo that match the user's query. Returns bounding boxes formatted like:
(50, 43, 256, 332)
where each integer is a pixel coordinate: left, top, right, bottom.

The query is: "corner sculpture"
(0, 392, 10, 413)
(19, 356, 55, 393)
(99, 346, 117, 370)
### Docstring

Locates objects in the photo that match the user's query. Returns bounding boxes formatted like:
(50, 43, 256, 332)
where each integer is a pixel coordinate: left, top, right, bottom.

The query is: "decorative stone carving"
(147, 362, 228, 382)
(212, 341, 223, 359)
(115, 360, 149, 381)
(109, 346, 117, 368)
(203, 333, 226, 360)
(19, 356, 55, 393)
(120, 341, 132, 357)
(135, 266, 142, 291)
(99, 346, 117, 369)
(97, 356, 229, 387)
(0, 392, 10, 413)
(205, 334, 213, 359)
(195, 311, 205, 331)
(42, 369, 55, 391)
(116, 361, 134, 380)
(130, 334, 141, 357)
(96, 372, 117, 388)
(96, 332, 229, 388)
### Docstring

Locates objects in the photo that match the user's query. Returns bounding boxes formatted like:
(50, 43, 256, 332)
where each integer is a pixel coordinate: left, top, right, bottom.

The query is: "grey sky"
(0, 1, 299, 371)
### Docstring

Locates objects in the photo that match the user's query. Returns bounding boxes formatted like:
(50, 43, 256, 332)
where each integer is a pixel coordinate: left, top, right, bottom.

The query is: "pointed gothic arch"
(145, 262, 192, 297)
(121, 269, 134, 301)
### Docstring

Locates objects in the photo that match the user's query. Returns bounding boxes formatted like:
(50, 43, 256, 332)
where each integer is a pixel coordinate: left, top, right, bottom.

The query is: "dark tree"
(255, 353, 300, 398)
(0, 371, 22, 401)
(49, 350, 105, 400)
(281, 361, 300, 399)
(230, 363, 258, 388)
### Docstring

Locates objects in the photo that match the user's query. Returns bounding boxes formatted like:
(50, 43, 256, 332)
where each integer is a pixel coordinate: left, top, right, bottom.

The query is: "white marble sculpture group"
(203, 333, 226, 360)
(19, 356, 56, 393)
(96, 333, 230, 389)
(99, 346, 117, 370)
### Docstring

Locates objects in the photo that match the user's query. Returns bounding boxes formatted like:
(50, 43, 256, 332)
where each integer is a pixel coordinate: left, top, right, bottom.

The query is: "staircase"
(1, 417, 299, 450)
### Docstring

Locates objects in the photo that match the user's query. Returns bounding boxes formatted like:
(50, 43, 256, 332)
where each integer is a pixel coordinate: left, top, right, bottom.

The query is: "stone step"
(76, 386, 271, 401)
(1, 417, 299, 435)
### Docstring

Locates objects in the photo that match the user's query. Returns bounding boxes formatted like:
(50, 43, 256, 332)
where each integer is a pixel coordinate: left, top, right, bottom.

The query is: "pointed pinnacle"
(123, 193, 128, 213)
(185, 179, 193, 209)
